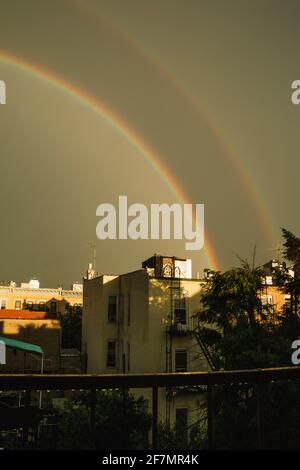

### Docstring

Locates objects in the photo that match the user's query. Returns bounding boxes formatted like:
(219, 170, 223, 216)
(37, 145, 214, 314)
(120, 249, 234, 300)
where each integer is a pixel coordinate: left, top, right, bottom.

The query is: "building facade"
(0, 280, 82, 316)
(82, 254, 210, 434)
(260, 259, 294, 320)
(0, 313, 61, 373)
(0, 279, 83, 373)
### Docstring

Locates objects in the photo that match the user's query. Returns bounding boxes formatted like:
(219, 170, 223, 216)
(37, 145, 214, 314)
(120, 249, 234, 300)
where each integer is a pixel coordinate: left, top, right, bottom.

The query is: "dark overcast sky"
(0, 0, 299, 287)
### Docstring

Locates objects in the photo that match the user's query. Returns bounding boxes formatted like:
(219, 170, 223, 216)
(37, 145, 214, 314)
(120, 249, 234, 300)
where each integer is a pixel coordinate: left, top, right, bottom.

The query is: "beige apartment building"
(82, 254, 210, 433)
(0, 279, 83, 316)
(0, 279, 83, 372)
(82, 254, 292, 436)
(260, 259, 294, 320)
(0, 316, 61, 372)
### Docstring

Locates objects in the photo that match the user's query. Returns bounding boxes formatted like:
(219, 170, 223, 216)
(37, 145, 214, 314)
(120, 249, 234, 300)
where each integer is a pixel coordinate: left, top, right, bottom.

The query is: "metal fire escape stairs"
(192, 328, 216, 371)
(164, 265, 217, 424)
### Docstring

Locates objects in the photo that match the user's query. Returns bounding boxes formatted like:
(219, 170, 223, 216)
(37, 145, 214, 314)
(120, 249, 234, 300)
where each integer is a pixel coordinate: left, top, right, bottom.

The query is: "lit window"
(261, 294, 273, 305)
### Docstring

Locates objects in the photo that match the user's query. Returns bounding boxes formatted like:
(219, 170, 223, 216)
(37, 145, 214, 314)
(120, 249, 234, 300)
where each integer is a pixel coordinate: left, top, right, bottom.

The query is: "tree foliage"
(38, 390, 151, 450)
(59, 304, 82, 350)
(196, 235, 300, 448)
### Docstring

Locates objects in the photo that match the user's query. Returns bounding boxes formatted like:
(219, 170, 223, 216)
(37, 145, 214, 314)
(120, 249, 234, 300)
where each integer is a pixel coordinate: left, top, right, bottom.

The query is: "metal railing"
(0, 366, 300, 449)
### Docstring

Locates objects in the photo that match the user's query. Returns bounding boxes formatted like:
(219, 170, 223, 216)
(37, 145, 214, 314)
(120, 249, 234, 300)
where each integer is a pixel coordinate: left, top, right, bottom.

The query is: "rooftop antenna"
(83, 243, 98, 279)
(269, 245, 283, 262)
(91, 243, 96, 272)
(83, 243, 97, 269)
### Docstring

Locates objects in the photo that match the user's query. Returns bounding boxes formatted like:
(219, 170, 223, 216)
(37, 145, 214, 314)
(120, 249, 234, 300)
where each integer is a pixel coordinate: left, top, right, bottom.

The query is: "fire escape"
(164, 263, 182, 424)
(164, 265, 216, 424)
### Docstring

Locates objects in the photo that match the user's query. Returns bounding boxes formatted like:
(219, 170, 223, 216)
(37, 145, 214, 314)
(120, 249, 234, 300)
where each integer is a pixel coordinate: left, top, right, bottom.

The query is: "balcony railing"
(1, 366, 300, 449)
(166, 321, 191, 335)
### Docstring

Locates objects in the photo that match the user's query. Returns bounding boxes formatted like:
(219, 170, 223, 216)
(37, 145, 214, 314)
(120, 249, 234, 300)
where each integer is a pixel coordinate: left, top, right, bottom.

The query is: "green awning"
(0, 336, 43, 355)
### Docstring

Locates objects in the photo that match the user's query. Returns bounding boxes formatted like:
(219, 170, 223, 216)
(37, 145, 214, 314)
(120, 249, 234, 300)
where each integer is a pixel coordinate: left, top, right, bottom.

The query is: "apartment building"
(0, 279, 83, 316)
(82, 254, 210, 433)
(0, 312, 61, 372)
(261, 259, 294, 318)
(0, 279, 83, 373)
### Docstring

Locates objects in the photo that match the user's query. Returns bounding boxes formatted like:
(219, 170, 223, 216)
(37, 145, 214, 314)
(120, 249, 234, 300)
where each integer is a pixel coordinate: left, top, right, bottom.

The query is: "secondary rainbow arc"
(0, 50, 220, 271)
(72, 0, 277, 249)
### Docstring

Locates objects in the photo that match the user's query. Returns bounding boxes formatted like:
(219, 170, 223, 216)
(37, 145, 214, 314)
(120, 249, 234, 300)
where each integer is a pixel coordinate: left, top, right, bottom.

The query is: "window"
(174, 297, 186, 324)
(176, 408, 188, 427)
(39, 301, 46, 311)
(127, 293, 131, 325)
(261, 294, 273, 306)
(119, 294, 124, 323)
(50, 301, 57, 314)
(15, 300, 21, 310)
(127, 342, 130, 372)
(107, 340, 116, 367)
(26, 301, 33, 311)
(64, 302, 70, 314)
(175, 348, 187, 372)
(108, 295, 117, 323)
(0, 299, 6, 309)
(261, 294, 273, 314)
(264, 276, 273, 285)
(176, 408, 188, 443)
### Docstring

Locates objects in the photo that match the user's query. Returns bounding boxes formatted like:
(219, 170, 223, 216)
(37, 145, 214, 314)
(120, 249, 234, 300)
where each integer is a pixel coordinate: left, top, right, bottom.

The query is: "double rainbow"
(0, 50, 220, 270)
